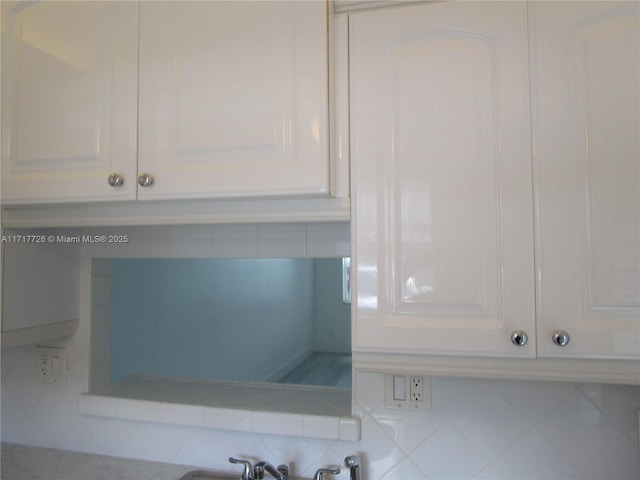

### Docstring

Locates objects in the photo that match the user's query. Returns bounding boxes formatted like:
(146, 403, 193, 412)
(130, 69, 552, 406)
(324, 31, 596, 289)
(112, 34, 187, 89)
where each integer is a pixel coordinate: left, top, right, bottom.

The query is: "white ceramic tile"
(303, 414, 340, 440)
(534, 389, 623, 470)
(487, 428, 577, 479)
(90, 276, 111, 309)
(78, 394, 118, 417)
(3, 415, 51, 449)
(491, 379, 575, 424)
(204, 406, 252, 432)
(580, 434, 640, 480)
(75, 414, 137, 457)
(125, 226, 170, 257)
(159, 402, 205, 427)
(28, 390, 96, 452)
(91, 258, 113, 276)
(90, 306, 110, 340)
(339, 416, 361, 441)
(1, 381, 29, 438)
(579, 383, 640, 433)
(2, 352, 52, 414)
(474, 464, 502, 480)
(410, 423, 487, 479)
(381, 457, 426, 480)
(431, 376, 489, 417)
(627, 413, 639, 447)
(89, 369, 111, 391)
(257, 223, 307, 257)
(1, 347, 28, 381)
(211, 224, 258, 257)
(370, 401, 446, 453)
(117, 398, 161, 423)
(90, 337, 110, 372)
(252, 411, 303, 437)
(167, 225, 213, 257)
(447, 382, 528, 461)
(306, 222, 350, 257)
(354, 371, 385, 413)
(124, 422, 197, 462)
(113, 427, 162, 462)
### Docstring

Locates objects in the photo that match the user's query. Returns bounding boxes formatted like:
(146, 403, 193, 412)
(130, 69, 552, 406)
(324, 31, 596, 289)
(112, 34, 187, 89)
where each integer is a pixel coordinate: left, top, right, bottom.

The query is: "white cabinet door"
(531, 2, 640, 359)
(137, 1, 329, 200)
(1, 1, 138, 204)
(351, 2, 536, 356)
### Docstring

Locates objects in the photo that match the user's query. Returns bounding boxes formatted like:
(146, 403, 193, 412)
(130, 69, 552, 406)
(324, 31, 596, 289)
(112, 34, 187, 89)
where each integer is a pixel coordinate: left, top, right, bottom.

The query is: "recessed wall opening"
(88, 256, 352, 418)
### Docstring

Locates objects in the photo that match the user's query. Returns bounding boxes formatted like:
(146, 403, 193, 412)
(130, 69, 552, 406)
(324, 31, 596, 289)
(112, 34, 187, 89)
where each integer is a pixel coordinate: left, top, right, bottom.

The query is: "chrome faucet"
(229, 457, 254, 480)
(314, 467, 340, 480)
(344, 455, 361, 480)
(254, 460, 289, 480)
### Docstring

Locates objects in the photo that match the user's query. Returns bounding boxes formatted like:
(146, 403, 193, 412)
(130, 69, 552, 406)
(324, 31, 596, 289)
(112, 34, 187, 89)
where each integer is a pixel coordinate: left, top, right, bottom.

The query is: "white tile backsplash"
(2, 222, 639, 479)
(257, 223, 307, 257)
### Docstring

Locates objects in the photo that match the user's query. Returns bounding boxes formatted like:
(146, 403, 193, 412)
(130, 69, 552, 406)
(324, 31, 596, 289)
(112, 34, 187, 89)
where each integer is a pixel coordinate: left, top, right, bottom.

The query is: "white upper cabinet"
(531, 1, 640, 359)
(350, 2, 536, 357)
(351, 1, 640, 362)
(137, 1, 329, 200)
(1, 1, 139, 204)
(1, 1, 330, 205)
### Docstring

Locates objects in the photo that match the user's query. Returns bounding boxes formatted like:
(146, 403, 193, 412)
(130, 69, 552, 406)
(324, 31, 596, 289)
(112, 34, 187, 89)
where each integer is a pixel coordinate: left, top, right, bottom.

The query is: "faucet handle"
(314, 467, 340, 480)
(229, 457, 253, 480)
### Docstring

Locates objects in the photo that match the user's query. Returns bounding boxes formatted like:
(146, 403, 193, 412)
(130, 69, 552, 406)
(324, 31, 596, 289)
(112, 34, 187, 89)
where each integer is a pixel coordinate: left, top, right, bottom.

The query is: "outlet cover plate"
(35, 346, 67, 384)
(385, 373, 431, 411)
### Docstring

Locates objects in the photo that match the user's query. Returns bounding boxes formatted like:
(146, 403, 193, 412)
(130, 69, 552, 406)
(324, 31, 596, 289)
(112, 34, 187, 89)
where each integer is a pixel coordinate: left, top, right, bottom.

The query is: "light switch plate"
(385, 373, 431, 411)
(35, 346, 67, 384)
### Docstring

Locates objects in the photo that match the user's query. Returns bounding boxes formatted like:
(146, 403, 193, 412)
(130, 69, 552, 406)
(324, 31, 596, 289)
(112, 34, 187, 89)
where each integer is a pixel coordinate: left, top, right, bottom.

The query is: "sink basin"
(178, 469, 240, 480)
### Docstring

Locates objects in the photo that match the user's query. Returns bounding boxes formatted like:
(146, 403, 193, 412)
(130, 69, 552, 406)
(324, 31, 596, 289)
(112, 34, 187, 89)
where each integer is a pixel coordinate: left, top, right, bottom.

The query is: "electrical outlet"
(385, 374, 431, 411)
(35, 346, 67, 384)
(410, 376, 424, 402)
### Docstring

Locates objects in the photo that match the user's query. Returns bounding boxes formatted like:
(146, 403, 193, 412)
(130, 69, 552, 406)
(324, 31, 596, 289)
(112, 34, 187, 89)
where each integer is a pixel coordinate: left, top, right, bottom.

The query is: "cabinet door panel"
(1, 1, 138, 204)
(532, 1, 640, 359)
(351, 2, 535, 356)
(138, 1, 329, 200)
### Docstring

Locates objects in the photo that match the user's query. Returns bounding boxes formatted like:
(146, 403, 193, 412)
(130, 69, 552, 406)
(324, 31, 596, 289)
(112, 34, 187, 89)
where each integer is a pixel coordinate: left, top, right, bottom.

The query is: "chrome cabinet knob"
(137, 173, 154, 187)
(552, 330, 570, 347)
(511, 330, 528, 347)
(107, 173, 124, 187)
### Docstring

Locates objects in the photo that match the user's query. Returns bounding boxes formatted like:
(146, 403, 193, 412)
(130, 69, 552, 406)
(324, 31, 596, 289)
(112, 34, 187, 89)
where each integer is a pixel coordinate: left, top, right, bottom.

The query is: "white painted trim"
(329, 12, 351, 199)
(1, 319, 80, 349)
(334, 0, 427, 14)
(1, 197, 350, 228)
(353, 352, 640, 385)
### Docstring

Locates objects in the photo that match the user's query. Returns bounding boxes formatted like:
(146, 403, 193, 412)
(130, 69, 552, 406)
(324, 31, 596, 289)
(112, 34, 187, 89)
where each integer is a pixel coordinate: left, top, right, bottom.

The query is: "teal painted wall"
(110, 258, 315, 382)
(313, 258, 351, 353)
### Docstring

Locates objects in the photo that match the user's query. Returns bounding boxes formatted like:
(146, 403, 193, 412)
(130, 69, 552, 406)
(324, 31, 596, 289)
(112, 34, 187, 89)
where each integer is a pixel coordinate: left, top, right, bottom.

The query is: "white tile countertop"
(79, 375, 359, 441)
(1, 443, 202, 480)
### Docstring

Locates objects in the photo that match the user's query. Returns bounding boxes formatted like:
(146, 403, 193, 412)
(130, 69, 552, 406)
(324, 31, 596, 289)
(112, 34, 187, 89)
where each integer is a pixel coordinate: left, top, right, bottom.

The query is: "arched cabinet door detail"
(531, 1, 640, 359)
(1, 1, 139, 204)
(350, 1, 536, 357)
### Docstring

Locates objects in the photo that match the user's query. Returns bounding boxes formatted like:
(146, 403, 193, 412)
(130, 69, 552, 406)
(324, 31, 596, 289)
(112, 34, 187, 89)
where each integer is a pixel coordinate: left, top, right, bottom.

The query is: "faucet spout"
(255, 461, 288, 480)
